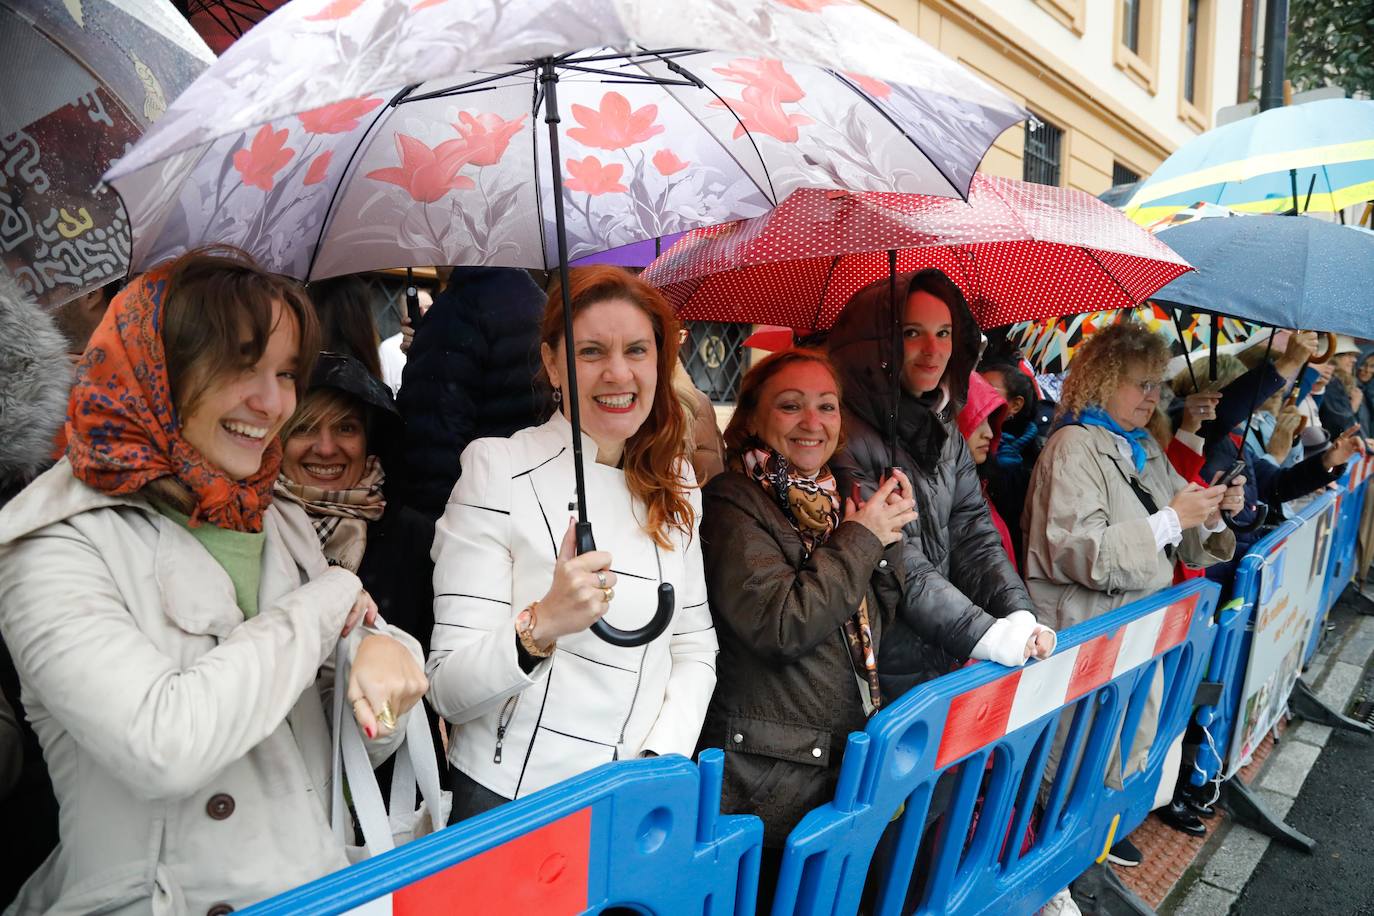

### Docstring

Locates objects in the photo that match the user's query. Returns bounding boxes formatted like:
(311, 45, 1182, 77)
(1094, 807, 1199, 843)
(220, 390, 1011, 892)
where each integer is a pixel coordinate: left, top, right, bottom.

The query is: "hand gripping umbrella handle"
(1223, 503, 1268, 534)
(578, 522, 677, 648)
(1307, 332, 1338, 366)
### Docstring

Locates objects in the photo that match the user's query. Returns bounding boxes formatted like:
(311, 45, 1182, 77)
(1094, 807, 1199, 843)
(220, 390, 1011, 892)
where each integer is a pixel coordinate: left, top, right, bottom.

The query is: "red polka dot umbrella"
(642, 176, 1193, 332)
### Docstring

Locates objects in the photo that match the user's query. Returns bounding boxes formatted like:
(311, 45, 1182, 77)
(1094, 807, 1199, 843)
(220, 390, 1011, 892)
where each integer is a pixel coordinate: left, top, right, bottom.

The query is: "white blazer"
(427, 413, 718, 799)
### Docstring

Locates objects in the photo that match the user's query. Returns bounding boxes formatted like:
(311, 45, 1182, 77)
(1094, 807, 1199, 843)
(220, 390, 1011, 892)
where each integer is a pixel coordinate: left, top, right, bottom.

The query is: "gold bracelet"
(516, 602, 555, 658)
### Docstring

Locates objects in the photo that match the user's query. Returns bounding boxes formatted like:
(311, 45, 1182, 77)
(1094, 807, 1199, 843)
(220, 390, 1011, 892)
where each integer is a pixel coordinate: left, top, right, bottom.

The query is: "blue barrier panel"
(1319, 461, 1371, 621)
(769, 580, 1220, 916)
(242, 749, 761, 915)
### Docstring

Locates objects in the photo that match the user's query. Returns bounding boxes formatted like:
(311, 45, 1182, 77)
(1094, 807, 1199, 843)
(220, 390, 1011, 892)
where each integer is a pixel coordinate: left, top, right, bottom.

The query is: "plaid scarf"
(737, 439, 883, 714)
(273, 457, 386, 571)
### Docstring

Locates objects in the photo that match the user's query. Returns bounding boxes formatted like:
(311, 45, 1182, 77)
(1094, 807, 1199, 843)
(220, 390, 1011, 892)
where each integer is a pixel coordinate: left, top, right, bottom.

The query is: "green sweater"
(158, 506, 267, 618)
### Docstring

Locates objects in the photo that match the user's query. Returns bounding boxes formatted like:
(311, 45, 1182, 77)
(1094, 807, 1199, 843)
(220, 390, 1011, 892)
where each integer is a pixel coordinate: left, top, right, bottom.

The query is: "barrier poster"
(1227, 500, 1339, 774)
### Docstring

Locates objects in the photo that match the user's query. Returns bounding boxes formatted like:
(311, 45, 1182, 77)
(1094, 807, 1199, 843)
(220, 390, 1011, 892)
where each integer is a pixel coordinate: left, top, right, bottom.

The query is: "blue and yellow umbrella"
(1124, 98, 1374, 226)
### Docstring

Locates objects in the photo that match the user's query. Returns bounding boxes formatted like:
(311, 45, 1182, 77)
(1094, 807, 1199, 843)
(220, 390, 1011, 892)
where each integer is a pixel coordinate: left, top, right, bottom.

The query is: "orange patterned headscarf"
(65, 266, 281, 532)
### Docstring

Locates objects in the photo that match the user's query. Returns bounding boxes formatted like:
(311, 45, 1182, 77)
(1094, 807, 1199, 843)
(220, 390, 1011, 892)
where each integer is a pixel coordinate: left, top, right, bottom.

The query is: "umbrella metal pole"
(1170, 306, 1199, 393)
(540, 61, 592, 551)
(541, 59, 675, 649)
(888, 249, 902, 474)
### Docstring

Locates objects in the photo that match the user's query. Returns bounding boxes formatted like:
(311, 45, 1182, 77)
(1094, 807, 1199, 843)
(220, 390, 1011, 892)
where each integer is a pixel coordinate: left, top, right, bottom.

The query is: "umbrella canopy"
(1151, 214, 1374, 338)
(0, 0, 213, 306)
(1124, 98, 1374, 225)
(642, 176, 1191, 331)
(104, 0, 1026, 281)
(1008, 302, 1258, 375)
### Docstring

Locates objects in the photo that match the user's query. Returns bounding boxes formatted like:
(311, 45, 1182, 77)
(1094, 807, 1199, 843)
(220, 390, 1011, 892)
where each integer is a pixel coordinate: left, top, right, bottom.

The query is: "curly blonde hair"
(1057, 323, 1171, 420)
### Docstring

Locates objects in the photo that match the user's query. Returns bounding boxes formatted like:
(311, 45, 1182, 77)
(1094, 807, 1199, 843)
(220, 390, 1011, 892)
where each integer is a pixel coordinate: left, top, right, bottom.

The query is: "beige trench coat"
(0, 461, 418, 916)
(1023, 425, 1233, 779)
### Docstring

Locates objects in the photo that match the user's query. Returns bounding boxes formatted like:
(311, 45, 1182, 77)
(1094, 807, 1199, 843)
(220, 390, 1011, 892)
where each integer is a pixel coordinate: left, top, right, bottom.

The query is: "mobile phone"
(1218, 459, 1247, 488)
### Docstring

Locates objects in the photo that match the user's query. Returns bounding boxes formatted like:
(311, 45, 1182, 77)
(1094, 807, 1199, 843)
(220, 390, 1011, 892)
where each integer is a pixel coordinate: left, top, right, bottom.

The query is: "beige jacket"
(1023, 425, 1233, 777)
(0, 462, 417, 916)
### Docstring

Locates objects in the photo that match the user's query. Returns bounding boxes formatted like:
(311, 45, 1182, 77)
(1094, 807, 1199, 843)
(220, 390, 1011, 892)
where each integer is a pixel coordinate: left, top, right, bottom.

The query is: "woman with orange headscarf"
(426, 266, 718, 822)
(0, 249, 427, 914)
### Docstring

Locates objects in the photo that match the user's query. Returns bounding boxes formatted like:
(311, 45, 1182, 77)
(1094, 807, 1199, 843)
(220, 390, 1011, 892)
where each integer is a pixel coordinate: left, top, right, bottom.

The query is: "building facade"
(868, 0, 1244, 194)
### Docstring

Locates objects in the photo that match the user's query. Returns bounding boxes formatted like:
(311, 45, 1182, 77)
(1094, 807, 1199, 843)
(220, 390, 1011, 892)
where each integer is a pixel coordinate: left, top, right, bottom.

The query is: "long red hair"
(542, 266, 692, 549)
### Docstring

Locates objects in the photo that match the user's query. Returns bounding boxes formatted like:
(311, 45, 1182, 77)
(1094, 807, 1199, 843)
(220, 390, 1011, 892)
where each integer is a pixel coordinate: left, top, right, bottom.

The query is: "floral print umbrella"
(0, 0, 213, 306)
(103, 0, 1027, 281)
(642, 176, 1192, 331)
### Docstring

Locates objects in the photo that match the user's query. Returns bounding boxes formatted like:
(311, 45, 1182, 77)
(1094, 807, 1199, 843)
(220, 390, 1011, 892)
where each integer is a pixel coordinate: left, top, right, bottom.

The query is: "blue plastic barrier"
(1320, 460, 1371, 618)
(1193, 486, 1345, 784)
(242, 749, 761, 915)
(770, 580, 1220, 916)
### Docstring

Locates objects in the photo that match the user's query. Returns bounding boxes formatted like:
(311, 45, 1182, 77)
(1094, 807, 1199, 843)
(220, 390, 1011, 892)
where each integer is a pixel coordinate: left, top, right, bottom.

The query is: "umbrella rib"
(829, 70, 972, 201)
(401, 65, 538, 104)
(531, 75, 551, 272)
(563, 48, 704, 66)
(812, 255, 841, 331)
(303, 84, 416, 282)
(629, 52, 778, 206)
(554, 63, 696, 86)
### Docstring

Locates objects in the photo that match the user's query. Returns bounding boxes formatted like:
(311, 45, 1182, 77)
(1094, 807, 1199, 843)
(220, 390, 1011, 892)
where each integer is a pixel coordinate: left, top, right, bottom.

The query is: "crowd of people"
(0, 249, 1365, 915)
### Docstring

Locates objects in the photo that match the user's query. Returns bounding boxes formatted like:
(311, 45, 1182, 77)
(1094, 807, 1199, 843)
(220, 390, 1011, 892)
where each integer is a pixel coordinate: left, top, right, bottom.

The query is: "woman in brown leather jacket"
(697, 349, 915, 903)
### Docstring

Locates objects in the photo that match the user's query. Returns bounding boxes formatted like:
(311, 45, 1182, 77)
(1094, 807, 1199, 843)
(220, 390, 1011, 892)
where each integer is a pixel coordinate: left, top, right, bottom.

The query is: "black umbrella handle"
(579, 522, 677, 647)
(1223, 503, 1268, 534)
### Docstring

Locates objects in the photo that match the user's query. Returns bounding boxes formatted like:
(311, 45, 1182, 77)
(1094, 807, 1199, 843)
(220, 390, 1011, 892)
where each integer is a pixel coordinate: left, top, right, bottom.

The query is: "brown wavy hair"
(542, 266, 691, 550)
(1056, 322, 1169, 421)
(723, 348, 844, 458)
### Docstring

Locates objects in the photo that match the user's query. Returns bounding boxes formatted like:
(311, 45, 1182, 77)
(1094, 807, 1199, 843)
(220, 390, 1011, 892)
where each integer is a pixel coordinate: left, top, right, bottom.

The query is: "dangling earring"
(552, 387, 563, 404)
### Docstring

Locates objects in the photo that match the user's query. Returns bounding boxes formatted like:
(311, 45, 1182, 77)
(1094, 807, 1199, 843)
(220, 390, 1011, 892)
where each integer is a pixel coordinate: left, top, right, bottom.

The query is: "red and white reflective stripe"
(1350, 456, 1374, 490)
(935, 593, 1200, 768)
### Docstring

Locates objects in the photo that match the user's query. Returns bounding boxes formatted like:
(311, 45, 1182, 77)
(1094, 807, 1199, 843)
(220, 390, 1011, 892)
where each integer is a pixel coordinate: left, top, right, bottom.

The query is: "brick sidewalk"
(1111, 728, 1283, 908)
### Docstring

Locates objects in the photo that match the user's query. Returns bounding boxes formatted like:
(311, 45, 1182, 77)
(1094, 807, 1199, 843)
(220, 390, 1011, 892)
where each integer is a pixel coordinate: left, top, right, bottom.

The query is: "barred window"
(1112, 161, 1141, 186)
(1023, 119, 1063, 187)
(681, 321, 749, 404)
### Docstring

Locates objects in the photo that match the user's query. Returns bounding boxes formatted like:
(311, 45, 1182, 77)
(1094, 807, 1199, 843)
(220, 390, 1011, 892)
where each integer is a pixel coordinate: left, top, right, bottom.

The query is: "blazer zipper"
(494, 694, 520, 764)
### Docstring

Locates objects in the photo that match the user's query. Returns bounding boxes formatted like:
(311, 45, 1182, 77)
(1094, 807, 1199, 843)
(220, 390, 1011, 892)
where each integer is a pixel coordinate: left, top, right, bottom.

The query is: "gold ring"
(376, 701, 397, 730)
(602, 586, 614, 603)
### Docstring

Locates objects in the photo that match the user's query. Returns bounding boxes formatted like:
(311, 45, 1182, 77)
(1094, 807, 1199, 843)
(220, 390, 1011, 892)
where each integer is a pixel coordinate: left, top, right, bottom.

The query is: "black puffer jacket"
(397, 268, 546, 519)
(698, 472, 902, 847)
(827, 271, 1037, 697)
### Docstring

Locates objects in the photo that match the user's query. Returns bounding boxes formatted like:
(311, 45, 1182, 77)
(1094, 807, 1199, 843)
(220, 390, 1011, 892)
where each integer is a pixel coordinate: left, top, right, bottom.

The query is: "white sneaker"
(1037, 889, 1082, 916)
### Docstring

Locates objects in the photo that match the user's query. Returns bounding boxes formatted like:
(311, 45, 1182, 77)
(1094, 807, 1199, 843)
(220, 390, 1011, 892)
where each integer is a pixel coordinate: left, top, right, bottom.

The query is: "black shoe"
(1106, 838, 1142, 867)
(1182, 793, 1218, 819)
(1158, 800, 1207, 836)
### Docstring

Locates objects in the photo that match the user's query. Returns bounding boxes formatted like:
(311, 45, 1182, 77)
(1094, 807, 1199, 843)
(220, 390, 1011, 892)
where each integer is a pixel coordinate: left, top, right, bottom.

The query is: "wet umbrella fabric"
(643, 176, 1190, 331)
(0, 0, 213, 306)
(1124, 98, 1374, 225)
(1151, 215, 1374, 338)
(102, 0, 1026, 282)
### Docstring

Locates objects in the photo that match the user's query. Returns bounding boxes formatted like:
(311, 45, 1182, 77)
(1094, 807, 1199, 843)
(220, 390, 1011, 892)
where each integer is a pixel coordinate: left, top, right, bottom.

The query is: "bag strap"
(331, 643, 445, 856)
(1063, 422, 1173, 558)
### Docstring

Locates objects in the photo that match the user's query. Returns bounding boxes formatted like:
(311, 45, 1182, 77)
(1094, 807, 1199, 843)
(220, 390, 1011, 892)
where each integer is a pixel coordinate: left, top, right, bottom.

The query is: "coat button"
(207, 905, 234, 916)
(811, 748, 823, 758)
(732, 733, 743, 744)
(878, 559, 888, 568)
(206, 793, 235, 820)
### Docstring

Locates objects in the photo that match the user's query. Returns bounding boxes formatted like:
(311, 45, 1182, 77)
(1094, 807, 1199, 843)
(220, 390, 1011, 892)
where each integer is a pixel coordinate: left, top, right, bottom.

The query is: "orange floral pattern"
(564, 156, 627, 195)
(567, 92, 665, 150)
(653, 149, 689, 176)
(452, 111, 525, 166)
(299, 97, 384, 134)
(712, 86, 814, 142)
(366, 133, 474, 203)
(305, 0, 365, 21)
(232, 125, 294, 191)
(304, 151, 332, 186)
(714, 58, 805, 103)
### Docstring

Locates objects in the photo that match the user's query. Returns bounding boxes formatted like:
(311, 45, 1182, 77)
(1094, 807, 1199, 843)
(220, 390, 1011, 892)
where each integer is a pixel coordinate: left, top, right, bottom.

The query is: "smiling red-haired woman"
(426, 265, 718, 822)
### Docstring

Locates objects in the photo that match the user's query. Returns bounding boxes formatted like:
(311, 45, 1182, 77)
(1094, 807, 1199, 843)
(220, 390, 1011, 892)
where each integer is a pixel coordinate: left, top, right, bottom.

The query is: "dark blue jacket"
(397, 268, 546, 519)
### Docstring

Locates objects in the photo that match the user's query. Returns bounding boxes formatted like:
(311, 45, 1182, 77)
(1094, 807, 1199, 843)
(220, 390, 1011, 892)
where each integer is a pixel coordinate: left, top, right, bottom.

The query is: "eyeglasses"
(1129, 377, 1165, 396)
